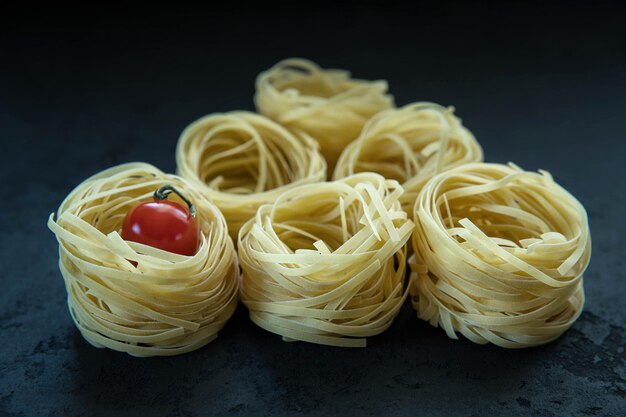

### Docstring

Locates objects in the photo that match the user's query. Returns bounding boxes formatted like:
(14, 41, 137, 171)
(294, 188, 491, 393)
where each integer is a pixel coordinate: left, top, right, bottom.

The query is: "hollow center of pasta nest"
(441, 187, 565, 247)
(353, 131, 467, 184)
(272, 193, 362, 253)
(275, 75, 352, 99)
(199, 130, 300, 194)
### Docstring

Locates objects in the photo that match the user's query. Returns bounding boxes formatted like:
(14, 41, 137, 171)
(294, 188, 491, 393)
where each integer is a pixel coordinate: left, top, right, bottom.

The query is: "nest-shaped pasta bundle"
(238, 173, 415, 347)
(47, 163, 240, 356)
(334, 102, 483, 213)
(410, 163, 591, 348)
(255, 58, 394, 172)
(176, 111, 326, 240)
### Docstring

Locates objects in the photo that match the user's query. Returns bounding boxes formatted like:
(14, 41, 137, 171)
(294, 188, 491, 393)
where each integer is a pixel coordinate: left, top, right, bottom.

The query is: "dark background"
(1, 2, 625, 416)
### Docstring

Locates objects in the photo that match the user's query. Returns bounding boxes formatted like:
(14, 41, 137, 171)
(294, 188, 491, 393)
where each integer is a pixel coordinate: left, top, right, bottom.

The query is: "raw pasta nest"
(334, 102, 483, 213)
(255, 58, 394, 171)
(176, 111, 326, 240)
(238, 173, 415, 347)
(410, 162, 591, 348)
(47, 163, 240, 357)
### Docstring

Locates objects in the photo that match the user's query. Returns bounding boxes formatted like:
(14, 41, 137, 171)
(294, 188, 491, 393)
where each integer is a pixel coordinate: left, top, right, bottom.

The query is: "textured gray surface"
(1, 4, 625, 416)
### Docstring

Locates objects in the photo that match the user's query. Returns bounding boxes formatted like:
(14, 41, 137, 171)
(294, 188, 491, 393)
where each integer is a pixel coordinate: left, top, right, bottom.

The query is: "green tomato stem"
(153, 185, 197, 218)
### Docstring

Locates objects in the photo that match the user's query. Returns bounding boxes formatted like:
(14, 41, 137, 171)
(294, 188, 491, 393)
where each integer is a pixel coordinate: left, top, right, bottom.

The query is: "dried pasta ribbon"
(48, 163, 240, 357)
(410, 162, 591, 348)
(255, 58, 394, 172)
(334, 102, 483, 213)
(176, 111, 326, 240)
(238, 173, 414, 347)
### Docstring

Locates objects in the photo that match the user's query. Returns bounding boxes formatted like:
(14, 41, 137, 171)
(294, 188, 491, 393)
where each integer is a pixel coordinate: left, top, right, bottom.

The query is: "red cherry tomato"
(121, 191, 199, 256)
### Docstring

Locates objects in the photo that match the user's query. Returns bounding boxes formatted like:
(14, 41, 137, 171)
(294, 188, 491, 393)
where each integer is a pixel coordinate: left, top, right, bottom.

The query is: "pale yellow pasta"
(238, 173, 414, 347)
(176, 111, 326, 240)
(47, 163, 239, 357)
(410, 162, 590, 348)
(255, 58, 394, 172)
(334, 102, 483, 213)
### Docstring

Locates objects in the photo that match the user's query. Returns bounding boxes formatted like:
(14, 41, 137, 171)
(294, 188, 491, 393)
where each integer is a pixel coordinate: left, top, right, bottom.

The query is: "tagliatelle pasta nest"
(334, 102, 483, 213)
(255, 58, 394, 172)
(238, 173, 414, 347)
(47, 163, 240, 357)
(176, 111, 326, 240)
(410, 163, 591, 348)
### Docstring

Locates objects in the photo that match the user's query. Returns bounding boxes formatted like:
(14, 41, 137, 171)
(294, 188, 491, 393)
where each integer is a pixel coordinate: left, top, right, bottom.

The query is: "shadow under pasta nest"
(68, 309, 252, 411)
(232, 300, 554, 411)
(65, 291, 568, 413)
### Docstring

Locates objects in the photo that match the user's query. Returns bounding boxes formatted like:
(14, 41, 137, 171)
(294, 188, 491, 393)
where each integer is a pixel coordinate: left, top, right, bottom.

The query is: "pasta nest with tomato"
(334, 102, 483, 214)
(47, 163, 239, 357)
(176, 111, 326, 240)
(254, 58, 394, 172)
(410, 163, 591, 348)
(238, 173, 414, 347)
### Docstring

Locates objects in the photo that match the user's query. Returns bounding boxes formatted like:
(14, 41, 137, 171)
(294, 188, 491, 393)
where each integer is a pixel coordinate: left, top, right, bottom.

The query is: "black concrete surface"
(1, 3, 625, 416)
